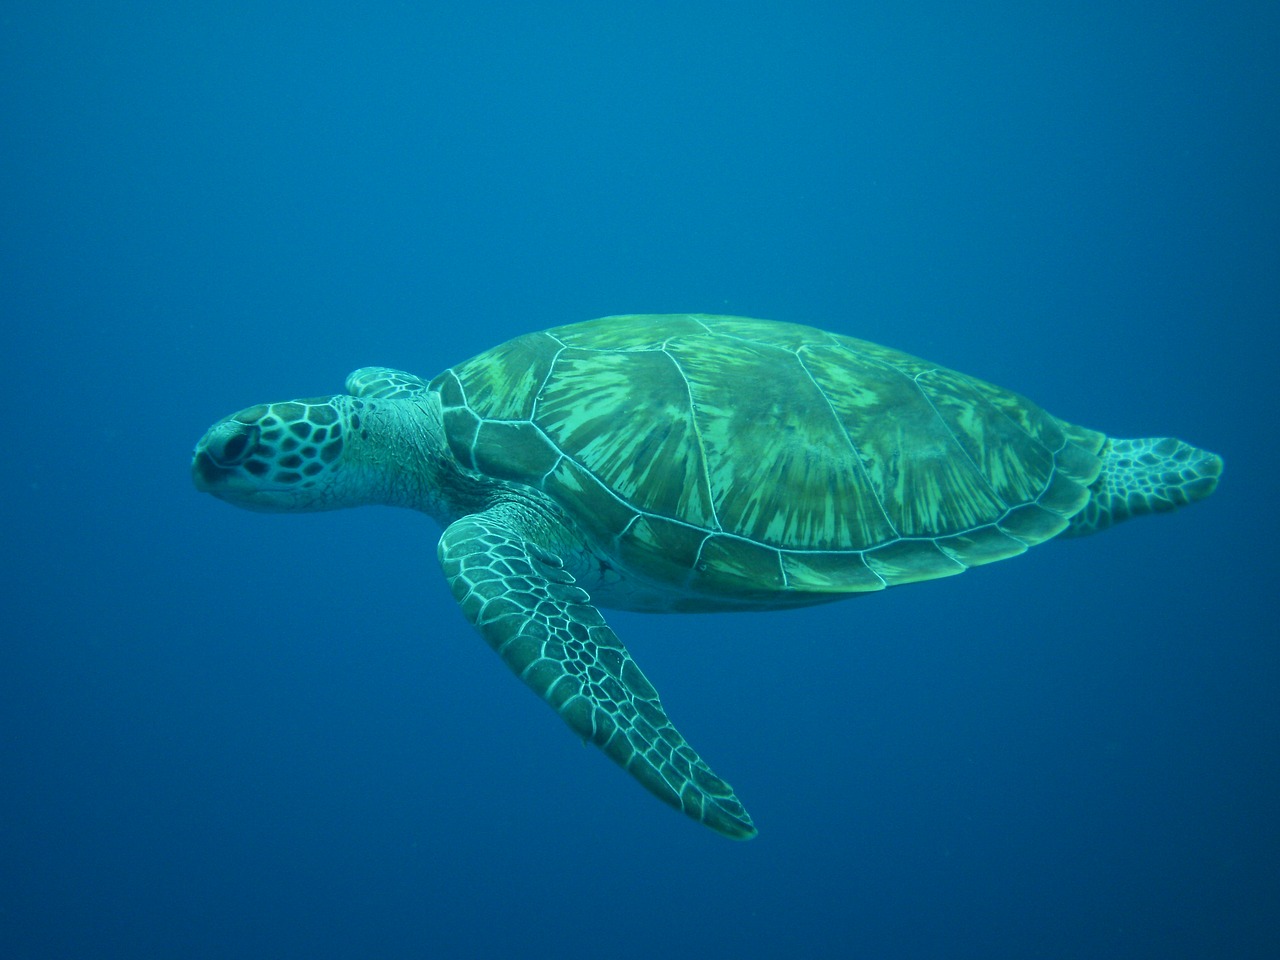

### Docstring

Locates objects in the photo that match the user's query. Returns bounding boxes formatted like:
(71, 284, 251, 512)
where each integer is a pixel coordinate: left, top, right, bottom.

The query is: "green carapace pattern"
(440, 315, 1116, 601)
(193, 314, 1223, 840)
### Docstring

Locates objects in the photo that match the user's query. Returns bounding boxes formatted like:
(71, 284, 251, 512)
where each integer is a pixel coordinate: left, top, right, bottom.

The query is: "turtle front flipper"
(438, 505, 756, 840)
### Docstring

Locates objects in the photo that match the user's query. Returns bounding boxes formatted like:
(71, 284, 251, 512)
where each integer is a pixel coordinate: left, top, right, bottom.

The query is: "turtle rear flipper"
(438, 503, 757, 839)
(1064, 437, 1223, 537)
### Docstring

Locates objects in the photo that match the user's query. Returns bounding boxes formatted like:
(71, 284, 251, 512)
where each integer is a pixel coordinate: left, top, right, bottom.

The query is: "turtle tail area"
(1062, 437, 1223, 537)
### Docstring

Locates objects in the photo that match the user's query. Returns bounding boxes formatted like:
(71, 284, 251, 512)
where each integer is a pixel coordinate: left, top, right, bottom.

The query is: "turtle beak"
(191, 448, 225, 494)
(191, 419, 259, 498)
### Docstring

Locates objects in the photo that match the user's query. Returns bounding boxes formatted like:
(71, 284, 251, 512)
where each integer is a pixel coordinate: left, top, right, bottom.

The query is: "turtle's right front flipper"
(438, 505, 756, 840)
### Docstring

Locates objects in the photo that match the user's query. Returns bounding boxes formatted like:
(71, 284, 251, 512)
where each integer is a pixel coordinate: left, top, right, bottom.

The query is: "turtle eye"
(207, 422, 260, 466)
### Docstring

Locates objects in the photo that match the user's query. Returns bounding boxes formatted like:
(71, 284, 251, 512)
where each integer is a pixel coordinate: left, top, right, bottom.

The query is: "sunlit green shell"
(431, 314, 1106, 601)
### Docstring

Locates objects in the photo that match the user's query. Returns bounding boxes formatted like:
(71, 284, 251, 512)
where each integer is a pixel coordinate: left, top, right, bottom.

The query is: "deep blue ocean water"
(3, 3, 1277, 958)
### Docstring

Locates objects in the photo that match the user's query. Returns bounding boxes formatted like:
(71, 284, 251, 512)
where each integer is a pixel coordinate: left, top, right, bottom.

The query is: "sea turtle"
(191, 314, 1222, 839)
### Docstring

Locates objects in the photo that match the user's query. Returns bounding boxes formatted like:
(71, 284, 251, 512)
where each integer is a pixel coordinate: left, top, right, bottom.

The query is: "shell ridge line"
(773, 544, 787, 588)
(528, 429, 711, 538)
(913, 367, 1083, 530)
(688, 315, 716, 336)
(538, 430, 874, 557)
(616, 512, 641, 548)
(929, 364, 1068, 468)
(478, 406, 1002, 557)
(528, 340, 568, 420)
(661, 343, 722, 533)
(910, 367, 1007, 511)
(683, 532, 714, 592)
(1029, 433, 1074, 516)
(795, 345, 901, 542)
(536, 453, 565, 488)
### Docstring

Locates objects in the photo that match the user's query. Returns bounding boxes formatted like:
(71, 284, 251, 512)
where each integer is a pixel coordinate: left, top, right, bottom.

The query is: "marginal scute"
(997, 502, 1070, 543)
(780, 550, 886, 592)
(1053, 438, 1105, 486)
(614, 515, 707, 585)
(863, 538, 965, 586)
(693, 535, 784, 593)
(935, 525, 1028, 567)
(1061, 422, 1107, 458)
(543, 457, 636, 545)
(1035, 468, 1092, 518)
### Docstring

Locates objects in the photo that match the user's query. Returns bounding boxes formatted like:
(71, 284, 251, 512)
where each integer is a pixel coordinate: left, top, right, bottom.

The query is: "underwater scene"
(3, 3, 1276, 958)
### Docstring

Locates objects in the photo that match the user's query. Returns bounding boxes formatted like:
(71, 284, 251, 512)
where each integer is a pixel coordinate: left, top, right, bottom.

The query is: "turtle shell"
(431, 314, 1105, 600)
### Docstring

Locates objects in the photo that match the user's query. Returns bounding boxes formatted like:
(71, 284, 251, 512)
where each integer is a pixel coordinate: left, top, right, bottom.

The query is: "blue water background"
(3, 3, 1277, 958)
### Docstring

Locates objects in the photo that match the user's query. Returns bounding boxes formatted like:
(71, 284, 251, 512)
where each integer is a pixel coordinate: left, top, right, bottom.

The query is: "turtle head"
(192, 396, 357, 512)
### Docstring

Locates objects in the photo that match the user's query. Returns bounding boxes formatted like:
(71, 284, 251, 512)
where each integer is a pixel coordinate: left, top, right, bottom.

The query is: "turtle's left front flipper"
(438, 504, 756, 840)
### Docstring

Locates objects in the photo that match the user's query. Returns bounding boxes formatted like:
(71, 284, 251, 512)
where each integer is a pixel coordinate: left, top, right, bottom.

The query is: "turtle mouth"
(193, 420, 255, 494)
(191, 449, 229, 493)
(191, 449, 264, 500)
(190, 452, 300, 511)
(192, 423, 282, 504)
